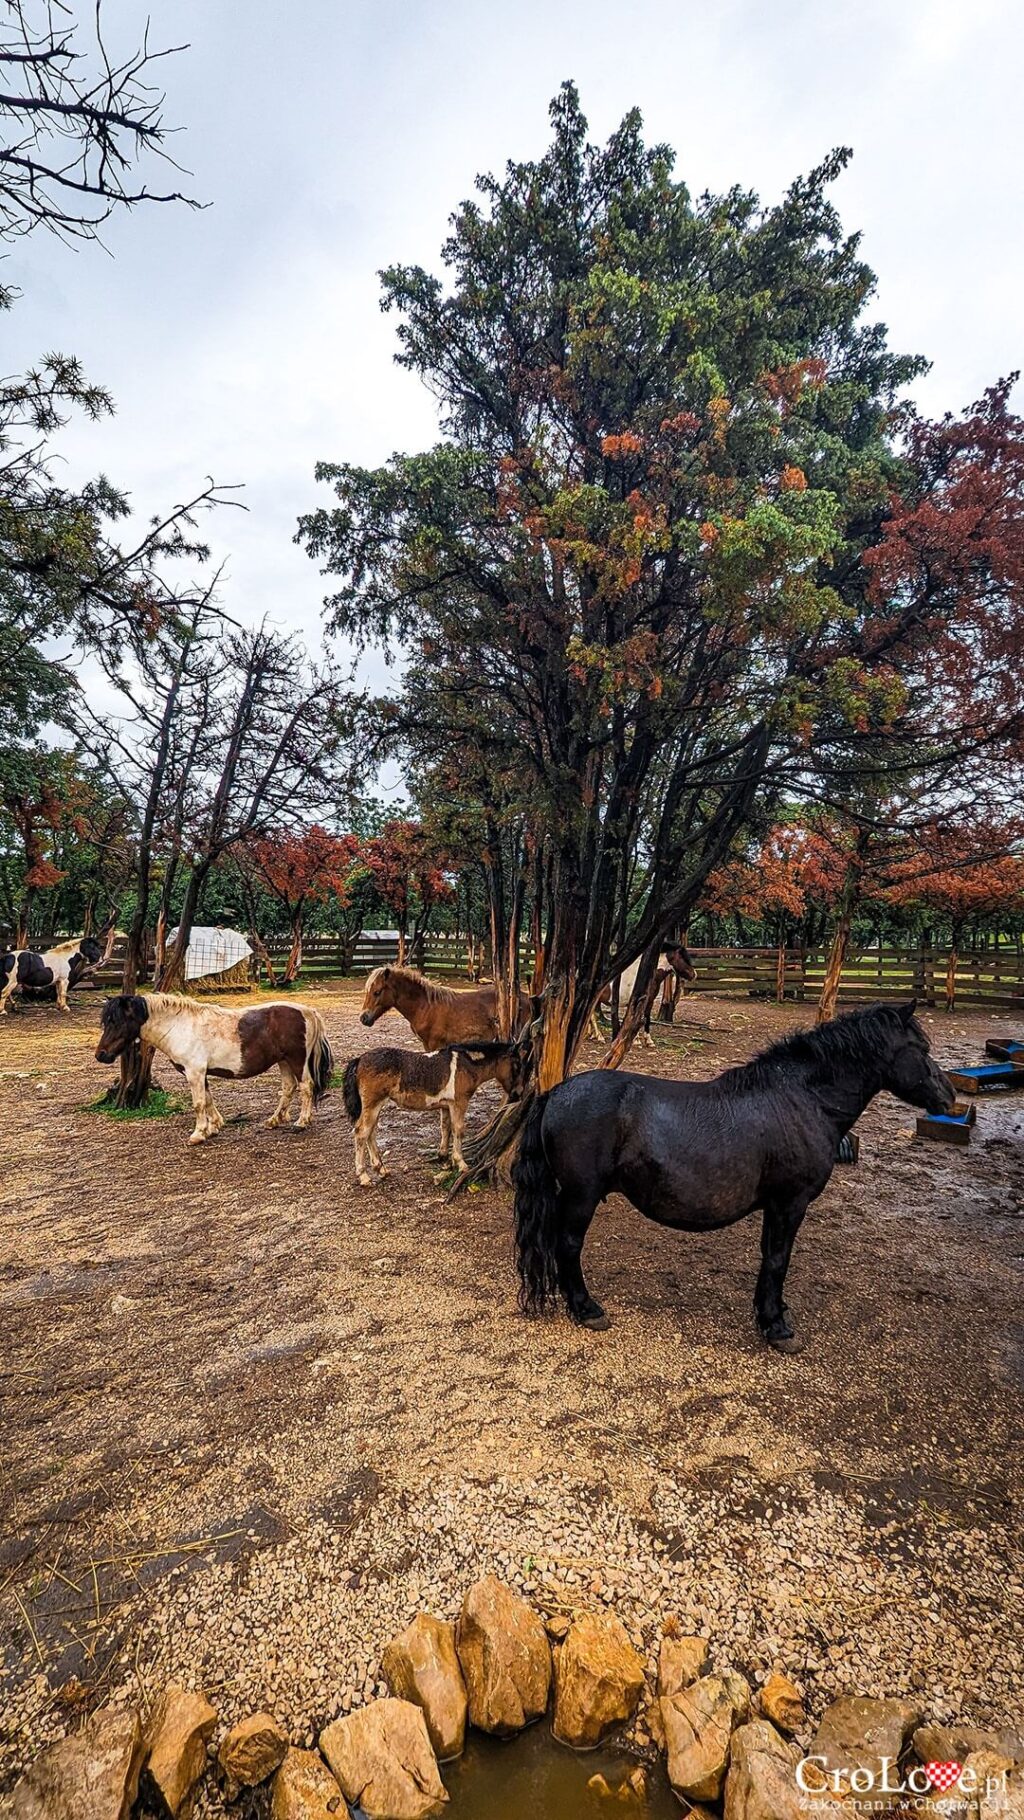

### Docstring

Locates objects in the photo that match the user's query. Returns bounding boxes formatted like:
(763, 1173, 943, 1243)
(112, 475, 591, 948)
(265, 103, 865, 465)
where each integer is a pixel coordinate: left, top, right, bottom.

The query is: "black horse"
(513, 1001, 954, 1352)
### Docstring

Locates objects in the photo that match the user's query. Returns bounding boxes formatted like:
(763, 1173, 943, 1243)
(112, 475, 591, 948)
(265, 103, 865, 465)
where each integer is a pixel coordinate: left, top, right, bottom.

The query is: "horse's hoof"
(188, 1133, 206, 1146)
(358, 1174, 374, 1188)
(765, 1330, 805, 1355)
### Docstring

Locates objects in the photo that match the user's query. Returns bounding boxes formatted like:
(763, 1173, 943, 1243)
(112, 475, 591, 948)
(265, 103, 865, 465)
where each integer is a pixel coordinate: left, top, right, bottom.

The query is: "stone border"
(9, 1575, 1023, 1818)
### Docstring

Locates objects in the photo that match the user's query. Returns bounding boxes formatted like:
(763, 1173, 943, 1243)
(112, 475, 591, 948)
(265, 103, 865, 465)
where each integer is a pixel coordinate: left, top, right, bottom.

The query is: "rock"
(914, 1723, 1024, 1769)
(218, 1711, 289, 1790)
(656, 1633, 707, 1699)
(271, 1747, 349, 1819)
(928, 1755, 1024, 1820)
(11, 1706, 144, 1820)
(724, 1719, 845, 1820)
(661, 1674, 738, 1804)
(545, 1614, 571, 1643)
(455, 1577, 551, 1736)
(586, 1767, 649, 1803)
(811, 1694, 922, 1794)
(552, 1611, 645, 1749)
(759, 1673, 804, 1735)
(723, 1670, 751, 1727)
(382, 1614, 468, 1762)
(142, 1682, 218, 1817)
(320, 1699, 447, 1820)
(979, 1762, 1024, 1818)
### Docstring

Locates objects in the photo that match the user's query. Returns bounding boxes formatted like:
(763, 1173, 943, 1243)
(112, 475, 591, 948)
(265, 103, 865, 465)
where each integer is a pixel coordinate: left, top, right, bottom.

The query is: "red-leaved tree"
(885, 829, 1024, 1009)
(247, 826, 361, 982)
(364, 820, 454, 965)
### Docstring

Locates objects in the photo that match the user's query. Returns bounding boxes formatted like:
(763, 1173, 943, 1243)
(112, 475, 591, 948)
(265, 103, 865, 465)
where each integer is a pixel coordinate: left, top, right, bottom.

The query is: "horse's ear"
(898, 998, 918, 1024)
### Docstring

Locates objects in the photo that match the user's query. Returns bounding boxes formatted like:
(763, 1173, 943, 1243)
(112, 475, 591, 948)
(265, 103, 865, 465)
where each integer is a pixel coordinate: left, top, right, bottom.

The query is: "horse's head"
(664, 942, 697, 983)
(69, 937, 103, 984)
(360, 966, 395, 1027)
(96, 994, 149, 1063)
(497, 1032, 533, 1101)
(881, 1001, 955, 1115)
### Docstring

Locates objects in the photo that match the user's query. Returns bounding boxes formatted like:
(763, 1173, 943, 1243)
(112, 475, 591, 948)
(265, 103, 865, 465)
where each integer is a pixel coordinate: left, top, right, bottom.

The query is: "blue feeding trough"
(948, 1063, 1024, 1096)
(916, 1103, 975, 1147)
(985, 1038, 1024, 1062)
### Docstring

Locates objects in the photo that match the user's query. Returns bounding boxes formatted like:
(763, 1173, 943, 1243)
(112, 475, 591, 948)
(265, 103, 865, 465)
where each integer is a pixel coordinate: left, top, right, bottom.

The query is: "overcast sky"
(8, 0, 1023, 747)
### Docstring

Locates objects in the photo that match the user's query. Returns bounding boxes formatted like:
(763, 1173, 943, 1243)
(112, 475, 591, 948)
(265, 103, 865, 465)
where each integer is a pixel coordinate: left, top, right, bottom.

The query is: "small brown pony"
(342, 1041, 526, 1185)
(359, 965, 530, 1045)
(359, 965, 531, 1153)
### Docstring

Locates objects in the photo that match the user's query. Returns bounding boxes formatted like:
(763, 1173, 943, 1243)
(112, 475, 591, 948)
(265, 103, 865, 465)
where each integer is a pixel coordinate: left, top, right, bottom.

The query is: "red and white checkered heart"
(926, 1761, 963, 1792)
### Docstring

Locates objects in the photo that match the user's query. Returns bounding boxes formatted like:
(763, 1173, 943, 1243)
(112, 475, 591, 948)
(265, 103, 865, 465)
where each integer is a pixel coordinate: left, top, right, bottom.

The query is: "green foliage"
(299, 83, 945, 1068)
(83, 1087, 188, 1122)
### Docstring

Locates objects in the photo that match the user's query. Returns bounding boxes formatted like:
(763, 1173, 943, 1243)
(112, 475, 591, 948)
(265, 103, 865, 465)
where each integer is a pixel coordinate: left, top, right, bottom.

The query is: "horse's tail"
(302, 1008, 334, 1103)
(512, 1091, 560, 1315)
(341, 1056, 362, 1123)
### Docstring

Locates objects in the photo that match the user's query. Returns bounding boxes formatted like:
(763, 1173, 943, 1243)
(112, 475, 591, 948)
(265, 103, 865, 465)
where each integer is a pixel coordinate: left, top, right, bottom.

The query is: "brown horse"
(359, 965, 530, 1045)
(359, 965, 531, 1154)
(342, 1041, 526, 1184)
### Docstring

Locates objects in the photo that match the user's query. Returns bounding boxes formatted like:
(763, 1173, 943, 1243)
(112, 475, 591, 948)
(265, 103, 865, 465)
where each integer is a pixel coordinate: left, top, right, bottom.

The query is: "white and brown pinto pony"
(1, 935, 106, 1015)
(96, 993, 333, 1144)
(342, 1040, 527, 1185)
(589, 943, 697, 1045)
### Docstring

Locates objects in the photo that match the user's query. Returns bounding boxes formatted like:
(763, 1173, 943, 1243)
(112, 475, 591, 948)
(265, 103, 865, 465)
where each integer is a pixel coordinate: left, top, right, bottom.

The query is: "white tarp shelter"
(168, 925, 253, 982)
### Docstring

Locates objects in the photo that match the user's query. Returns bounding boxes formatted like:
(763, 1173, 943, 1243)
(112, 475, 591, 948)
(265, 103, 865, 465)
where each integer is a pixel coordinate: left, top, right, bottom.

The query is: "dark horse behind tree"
(513, 1002, 954, 1352)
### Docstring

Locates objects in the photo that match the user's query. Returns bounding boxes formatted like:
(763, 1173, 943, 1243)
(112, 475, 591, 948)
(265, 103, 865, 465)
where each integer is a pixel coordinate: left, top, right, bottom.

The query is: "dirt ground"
(2, 982, 1023, 1804)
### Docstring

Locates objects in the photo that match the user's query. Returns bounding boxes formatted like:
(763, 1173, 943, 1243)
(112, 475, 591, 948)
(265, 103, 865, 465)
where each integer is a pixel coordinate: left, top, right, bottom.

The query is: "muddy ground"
(1, 983, 1023, 1801)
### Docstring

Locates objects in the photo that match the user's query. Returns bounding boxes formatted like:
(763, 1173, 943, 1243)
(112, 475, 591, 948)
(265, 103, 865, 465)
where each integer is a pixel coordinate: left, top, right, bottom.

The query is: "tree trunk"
(530, 844, 546, 995)
(282, 911, 304, 983)
(600, 949, 664, 1069)
(776, 935, 786, 1004)
(817, 907, 854, 1023)
(250, 926, 278, 985)
(945, 919, 962, 1012)
(535, 976, 577, 1090)
(106, 1038, 156, 1110)
(15, 889, 33, 947)
(156, 861, 208, 993)
(153, 907, 168, 977)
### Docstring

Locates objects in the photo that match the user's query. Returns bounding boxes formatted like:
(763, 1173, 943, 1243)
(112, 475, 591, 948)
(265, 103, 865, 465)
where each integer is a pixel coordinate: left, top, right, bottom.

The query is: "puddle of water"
(440, 1728, 679, 1818)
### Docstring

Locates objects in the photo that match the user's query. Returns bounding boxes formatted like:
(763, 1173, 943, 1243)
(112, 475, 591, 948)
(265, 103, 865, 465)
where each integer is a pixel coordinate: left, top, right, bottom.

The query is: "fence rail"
(50, 933, 1024, 1010)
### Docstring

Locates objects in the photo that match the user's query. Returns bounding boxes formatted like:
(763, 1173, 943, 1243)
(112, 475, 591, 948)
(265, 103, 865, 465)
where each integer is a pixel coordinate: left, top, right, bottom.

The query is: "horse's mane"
(365, 964, 466, 1006)
(48, 936, 88, 955)
(144, 991, 201, 1014)
(720, 1002, 921, 1091)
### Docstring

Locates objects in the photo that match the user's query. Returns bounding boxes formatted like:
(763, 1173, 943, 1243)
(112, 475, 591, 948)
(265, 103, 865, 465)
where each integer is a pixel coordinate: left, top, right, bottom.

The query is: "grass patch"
(82, 1086, 188, 1121)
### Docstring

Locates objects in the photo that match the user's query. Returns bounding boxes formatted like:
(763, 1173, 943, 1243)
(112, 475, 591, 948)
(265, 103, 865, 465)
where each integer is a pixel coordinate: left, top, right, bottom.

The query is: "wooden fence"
(67, 933, 1024, 1010)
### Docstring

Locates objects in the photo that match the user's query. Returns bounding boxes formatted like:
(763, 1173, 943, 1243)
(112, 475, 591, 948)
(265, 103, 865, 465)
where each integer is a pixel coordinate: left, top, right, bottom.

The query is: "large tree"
(301, 87, 1024, 1108)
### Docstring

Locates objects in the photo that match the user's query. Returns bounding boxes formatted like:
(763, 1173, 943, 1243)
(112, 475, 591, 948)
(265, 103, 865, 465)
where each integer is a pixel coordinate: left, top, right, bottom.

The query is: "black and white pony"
(1, 936, 104, 1015)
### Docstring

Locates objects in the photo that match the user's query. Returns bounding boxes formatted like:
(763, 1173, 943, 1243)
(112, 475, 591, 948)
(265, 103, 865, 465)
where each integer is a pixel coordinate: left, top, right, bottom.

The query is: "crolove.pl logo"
(795, 1753, 1012, 1810)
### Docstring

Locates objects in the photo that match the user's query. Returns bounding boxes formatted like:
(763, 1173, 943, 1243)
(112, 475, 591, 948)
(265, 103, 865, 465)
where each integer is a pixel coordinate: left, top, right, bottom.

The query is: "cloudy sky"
(8, 0, 1023, 730)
